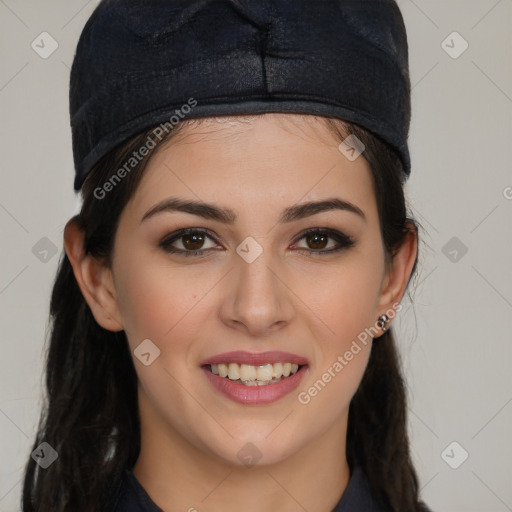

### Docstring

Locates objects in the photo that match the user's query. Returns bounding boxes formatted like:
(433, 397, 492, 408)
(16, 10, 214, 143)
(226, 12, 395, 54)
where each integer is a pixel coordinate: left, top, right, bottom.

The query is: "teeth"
(228, 363, 240, 380)
(240, 364, 257, 381)
(257, 364, 273, 381)
(272, 362, 283, 378)
(243, 379, 278, 386)
(209, 362, 301, 384)
(218, 363, 228, 378)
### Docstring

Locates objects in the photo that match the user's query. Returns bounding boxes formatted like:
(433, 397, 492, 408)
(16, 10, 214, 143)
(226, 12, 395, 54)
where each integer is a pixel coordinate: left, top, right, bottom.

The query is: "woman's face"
(107, 114, 397, 467)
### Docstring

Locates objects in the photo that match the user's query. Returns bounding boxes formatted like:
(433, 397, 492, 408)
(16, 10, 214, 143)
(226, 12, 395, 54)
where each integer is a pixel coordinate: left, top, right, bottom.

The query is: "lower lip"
(202, 365, 308, 405)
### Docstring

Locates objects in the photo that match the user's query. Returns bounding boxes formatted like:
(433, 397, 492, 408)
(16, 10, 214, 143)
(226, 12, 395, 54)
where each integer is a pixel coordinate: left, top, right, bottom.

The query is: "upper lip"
(200, 350, 309, 367)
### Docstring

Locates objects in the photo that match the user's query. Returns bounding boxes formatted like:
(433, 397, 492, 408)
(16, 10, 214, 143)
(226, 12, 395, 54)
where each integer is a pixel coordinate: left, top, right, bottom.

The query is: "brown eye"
(159, 229, 218, 256)
(305, 232, 329, 250)
(181, 232, 206, 251)
(293, 229, 355, 254)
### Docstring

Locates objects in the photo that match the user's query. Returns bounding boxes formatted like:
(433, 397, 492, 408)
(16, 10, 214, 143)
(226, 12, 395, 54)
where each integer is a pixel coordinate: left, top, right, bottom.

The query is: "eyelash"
(158, 227, 355, 257)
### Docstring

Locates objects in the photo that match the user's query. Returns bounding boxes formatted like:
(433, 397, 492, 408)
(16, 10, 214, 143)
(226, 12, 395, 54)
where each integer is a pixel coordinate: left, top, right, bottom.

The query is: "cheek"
(295, 269, 376, 426)
(292, 250, 383, 414)
(295, 253, 385, 346)
(296, 345, 371, 440)
(113, 261, 207, 410)
(113, 255, 202, 349)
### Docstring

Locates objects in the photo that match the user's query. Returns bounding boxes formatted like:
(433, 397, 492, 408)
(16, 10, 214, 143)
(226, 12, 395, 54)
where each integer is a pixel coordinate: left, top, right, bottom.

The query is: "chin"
(199, 428, 304, 469)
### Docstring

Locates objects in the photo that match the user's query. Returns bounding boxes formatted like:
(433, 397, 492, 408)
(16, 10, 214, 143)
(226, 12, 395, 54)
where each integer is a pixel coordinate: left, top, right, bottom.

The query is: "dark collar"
(108, 465, 388, 512)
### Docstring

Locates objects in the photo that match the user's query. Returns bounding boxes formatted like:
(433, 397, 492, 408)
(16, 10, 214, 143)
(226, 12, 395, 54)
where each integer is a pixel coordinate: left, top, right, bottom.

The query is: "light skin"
(64, 114, 417, 512)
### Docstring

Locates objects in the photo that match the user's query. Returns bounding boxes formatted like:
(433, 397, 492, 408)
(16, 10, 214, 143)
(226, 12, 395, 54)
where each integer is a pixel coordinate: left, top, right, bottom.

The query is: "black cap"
(70, 0, 411, 191)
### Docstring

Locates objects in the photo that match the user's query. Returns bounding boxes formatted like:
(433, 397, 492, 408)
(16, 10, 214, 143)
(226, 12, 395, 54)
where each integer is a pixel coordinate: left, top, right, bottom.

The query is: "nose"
(219, 247, 295, 338)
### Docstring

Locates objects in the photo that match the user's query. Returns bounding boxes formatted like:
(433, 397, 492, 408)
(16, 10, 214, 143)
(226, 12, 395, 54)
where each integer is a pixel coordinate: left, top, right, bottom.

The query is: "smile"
(200, 351, 309, 405)
(208, 362, 301, 386)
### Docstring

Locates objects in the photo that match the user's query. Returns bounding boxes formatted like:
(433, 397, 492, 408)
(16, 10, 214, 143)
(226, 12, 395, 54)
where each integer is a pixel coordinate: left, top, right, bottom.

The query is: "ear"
(376, 222, 418, 326)
(63, 219, 124, 332)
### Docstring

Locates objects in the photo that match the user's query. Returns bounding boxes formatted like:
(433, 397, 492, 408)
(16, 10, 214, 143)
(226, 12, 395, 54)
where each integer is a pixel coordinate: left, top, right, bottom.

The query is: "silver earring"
(377, 314, 390, 332)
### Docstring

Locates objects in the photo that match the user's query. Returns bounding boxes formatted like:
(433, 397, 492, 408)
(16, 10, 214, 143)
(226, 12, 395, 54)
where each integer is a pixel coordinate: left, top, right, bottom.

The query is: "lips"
(200, 351, 309, 405)
(199, 350, 309, 367)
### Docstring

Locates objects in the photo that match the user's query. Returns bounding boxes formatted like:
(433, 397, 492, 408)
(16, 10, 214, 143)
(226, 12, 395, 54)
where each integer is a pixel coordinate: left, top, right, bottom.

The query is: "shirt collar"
(111, 464, 387, 512)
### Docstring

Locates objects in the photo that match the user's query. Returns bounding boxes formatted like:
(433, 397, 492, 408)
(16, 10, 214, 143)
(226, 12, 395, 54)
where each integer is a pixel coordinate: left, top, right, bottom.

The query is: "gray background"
(1, 1, 511, 511)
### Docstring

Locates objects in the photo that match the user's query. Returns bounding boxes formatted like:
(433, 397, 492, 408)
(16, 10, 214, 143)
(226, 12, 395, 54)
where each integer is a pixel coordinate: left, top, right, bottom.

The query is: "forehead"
(124, 114, 377, 224)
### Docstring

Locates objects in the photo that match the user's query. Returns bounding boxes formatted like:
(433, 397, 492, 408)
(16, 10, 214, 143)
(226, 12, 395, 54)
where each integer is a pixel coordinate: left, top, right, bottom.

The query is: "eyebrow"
(140, 196, 366, 224)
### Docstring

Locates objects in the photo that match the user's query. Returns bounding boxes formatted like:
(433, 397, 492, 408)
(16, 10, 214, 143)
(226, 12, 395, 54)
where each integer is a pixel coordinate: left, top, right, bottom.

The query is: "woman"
(22, 1, 431, 511)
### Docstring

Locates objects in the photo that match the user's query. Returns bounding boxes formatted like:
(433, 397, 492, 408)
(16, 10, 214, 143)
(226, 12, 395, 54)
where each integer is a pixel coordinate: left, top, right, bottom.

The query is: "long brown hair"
(22, 116, 427, 511)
